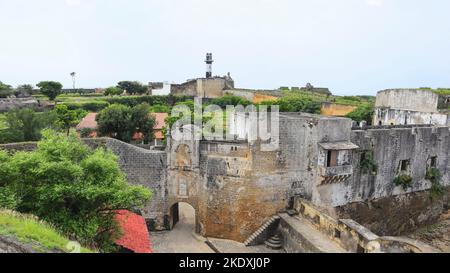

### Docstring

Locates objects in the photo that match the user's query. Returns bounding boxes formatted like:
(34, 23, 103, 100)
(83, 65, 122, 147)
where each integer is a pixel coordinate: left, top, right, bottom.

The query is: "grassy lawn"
(0, 210, 94, 253)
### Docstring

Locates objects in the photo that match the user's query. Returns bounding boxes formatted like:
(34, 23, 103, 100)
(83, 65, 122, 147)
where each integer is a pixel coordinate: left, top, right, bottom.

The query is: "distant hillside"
(0, 210, 94, 253)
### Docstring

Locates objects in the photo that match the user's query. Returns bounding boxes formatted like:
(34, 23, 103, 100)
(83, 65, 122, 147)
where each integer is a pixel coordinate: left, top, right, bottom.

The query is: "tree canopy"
(0, 130, 151, 251)
(54, 104, 79, 135)
(0, 81, 13, 98)
(346, 104, 374, 124)
(96, 104, 155, 144)
(117, 81, 148, 95)
(37, 81, 63, 101)
(104, 86, 123, 96)
(0, 108, 57, 144)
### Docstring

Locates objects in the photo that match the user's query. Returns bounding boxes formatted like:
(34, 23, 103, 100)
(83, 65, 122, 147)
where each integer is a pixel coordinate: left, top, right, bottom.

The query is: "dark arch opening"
(169, 202, 199, 234)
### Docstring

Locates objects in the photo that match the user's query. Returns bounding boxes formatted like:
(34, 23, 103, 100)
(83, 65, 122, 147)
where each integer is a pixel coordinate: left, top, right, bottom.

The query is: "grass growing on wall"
(0, 210, 94, 253)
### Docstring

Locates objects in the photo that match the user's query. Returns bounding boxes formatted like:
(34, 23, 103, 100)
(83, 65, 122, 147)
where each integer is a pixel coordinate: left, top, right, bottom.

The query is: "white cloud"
(65, 0, 81, 7)
(366, 0, 384, 7)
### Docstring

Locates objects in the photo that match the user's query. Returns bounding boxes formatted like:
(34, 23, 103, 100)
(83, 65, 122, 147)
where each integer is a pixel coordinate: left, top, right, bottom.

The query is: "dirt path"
(150, 203, 214, 253)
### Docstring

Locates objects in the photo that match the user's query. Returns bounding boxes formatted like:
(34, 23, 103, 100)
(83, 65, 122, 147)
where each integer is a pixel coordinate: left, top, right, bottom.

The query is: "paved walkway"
(150, 203, 214, 253)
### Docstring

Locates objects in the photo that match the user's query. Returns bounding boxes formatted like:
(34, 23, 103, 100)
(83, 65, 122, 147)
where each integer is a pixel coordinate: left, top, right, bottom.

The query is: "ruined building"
(2, 89, 449, 253)
(373, 89, 449, 126)
(168, 53, 235, 99)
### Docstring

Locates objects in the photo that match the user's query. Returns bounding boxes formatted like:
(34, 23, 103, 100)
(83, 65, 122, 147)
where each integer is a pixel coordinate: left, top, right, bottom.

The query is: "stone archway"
(169, 202, 199, 234)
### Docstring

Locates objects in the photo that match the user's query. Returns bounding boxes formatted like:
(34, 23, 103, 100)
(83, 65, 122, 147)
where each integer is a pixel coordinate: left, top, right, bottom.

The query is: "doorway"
(169, 202, 199, 233)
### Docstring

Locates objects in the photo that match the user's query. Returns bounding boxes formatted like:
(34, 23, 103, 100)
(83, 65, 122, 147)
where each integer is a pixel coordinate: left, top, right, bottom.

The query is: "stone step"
(265, 240, 282, 250)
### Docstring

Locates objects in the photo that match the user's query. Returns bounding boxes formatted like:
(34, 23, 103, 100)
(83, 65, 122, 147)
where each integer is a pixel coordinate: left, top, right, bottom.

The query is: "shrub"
(104, 95, 192, 107)
(276, 96, 321, 114)
(0, 109, 57, 144)
(65, 101, 110, 112)
(360, 151, 378, 174)
(104, 87, 123, 96)
(346, 104, 374, 124)
(394, 174, 413, 190)
(426, 168, 444, 199)
(209, 95, 251, 108)
(80, 128, 95, 138)
(0, 130, 151, 251)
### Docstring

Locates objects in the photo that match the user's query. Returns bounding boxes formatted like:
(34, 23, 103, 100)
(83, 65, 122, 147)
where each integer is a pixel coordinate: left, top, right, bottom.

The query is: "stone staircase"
(244, 215, 281, 246)
(264, 234, 283, 250)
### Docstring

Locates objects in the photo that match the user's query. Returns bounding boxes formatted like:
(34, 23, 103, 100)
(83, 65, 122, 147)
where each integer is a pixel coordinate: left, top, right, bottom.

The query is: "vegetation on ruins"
(96, 103, 156, 144)
(394, 174, 413, 190)
(0, 130, 152, 251)
(36, 81, 63, 101)
(426, 168, 444, 199)
(360, 150, 378, 175)
(346, 104, 374, 124)
(0, 210, 94, 253)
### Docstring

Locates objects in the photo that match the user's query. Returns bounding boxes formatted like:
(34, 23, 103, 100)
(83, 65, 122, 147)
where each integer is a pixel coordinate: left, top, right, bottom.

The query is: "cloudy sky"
(1, 0, 449, 95)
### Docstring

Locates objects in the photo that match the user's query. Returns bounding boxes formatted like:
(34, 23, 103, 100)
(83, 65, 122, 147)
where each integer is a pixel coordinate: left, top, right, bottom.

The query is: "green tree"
(130, 104, 155, 144)
(0, 130, 151, 251)
(0, 108, 56, 143)
(0, 81, 13, 98)
(346, 104, 374, 124)
(15, 84, 34, 97)
(117, 81, 148, 95)
(37, 81, 63, 101)
(276, 96, 321, 113)
(54, 104, 78, 135)
(104, 86, 123, 96)
(96, 104, 132, 142)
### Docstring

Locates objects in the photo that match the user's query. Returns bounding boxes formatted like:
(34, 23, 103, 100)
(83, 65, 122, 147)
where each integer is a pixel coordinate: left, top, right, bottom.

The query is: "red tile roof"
(152, 113, 168, 130)
(76, 113, 98, 130)
(114, 210, 152, 253)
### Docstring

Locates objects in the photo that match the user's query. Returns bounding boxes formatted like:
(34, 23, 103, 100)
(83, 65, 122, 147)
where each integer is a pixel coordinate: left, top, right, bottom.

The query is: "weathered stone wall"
(0, 97, 39, 112)
(170, 77, 232, 98)
(373, 108, 448, 126)
(375, 89, 439, 112)
(336, 188, 450, 236)
(315, 126, 450, 208)
(101, 138, 167, 230)
(171, 79, 198, 97)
